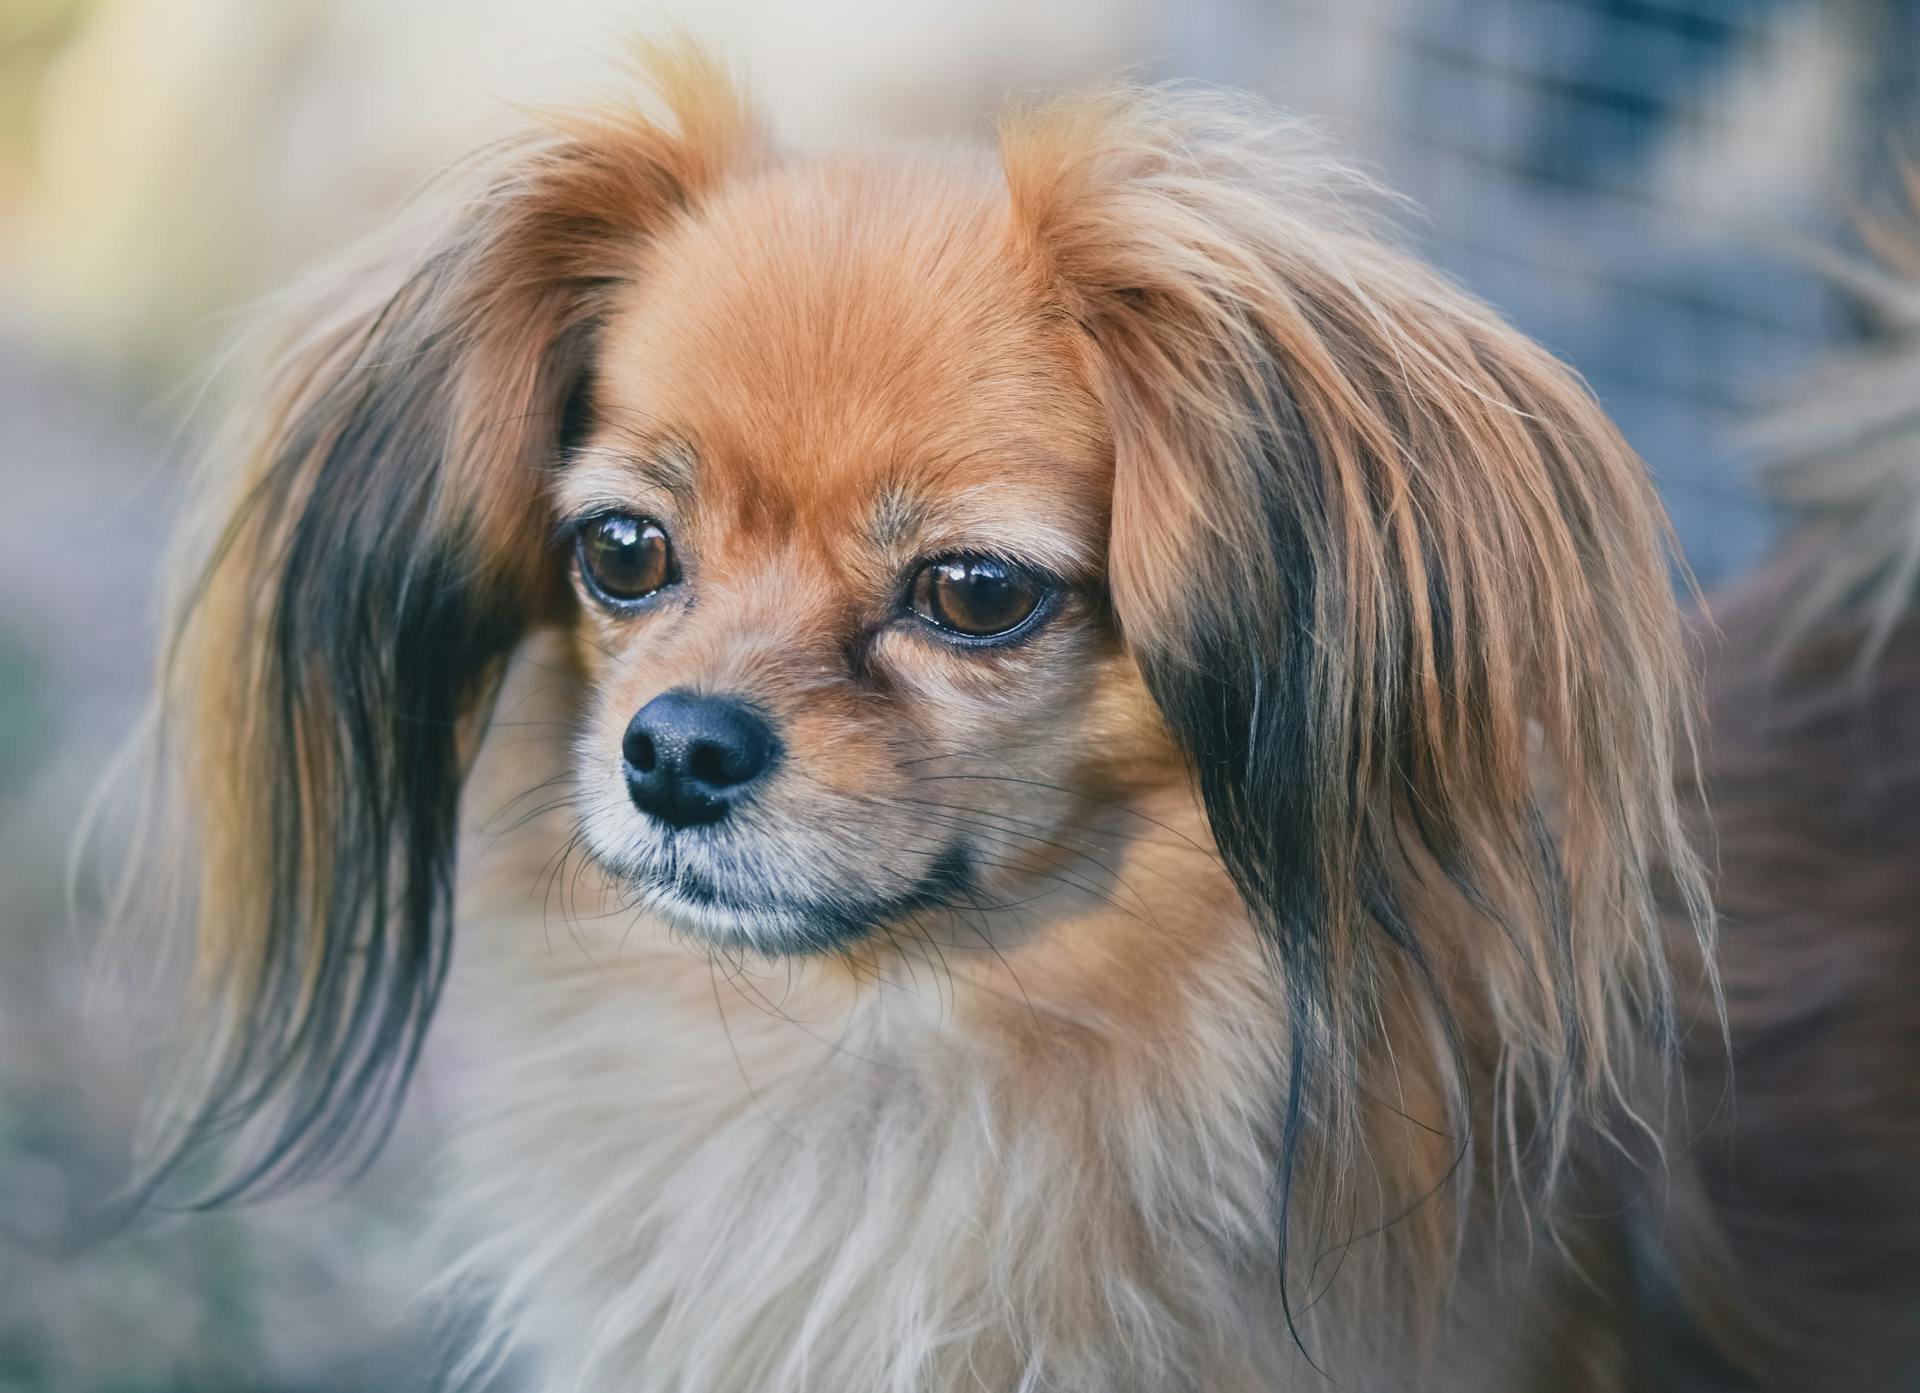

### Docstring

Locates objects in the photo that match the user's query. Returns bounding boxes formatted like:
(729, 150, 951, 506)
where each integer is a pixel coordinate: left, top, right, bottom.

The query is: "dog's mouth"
(630, 844, 976, 955)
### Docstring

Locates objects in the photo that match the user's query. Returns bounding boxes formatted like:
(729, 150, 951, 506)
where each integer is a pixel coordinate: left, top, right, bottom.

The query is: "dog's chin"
(626, 846, 975, 957)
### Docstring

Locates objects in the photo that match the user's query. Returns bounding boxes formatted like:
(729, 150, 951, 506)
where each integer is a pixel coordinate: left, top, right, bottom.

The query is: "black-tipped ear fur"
(154, 48, 751, 1199)
(1002, 87, 1709, 1302)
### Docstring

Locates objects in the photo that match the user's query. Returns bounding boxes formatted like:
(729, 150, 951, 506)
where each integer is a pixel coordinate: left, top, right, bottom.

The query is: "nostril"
(623, 727, 657, 774)
(687, 740, 728, 787)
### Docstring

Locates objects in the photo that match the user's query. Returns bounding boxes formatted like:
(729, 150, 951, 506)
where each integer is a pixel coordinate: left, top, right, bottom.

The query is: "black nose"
(622, 691, 779, 828)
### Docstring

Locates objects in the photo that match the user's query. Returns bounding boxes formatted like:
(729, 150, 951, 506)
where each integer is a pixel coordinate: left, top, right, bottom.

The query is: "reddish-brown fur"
(1680, 542, 1920, 1393)
(142, 45, 1753, 1389)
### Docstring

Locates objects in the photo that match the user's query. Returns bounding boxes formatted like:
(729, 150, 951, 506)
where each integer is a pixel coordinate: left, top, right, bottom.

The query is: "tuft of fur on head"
(1001, 85, 1712, 1279)
(137, 41, 1714, 1379)
(1753, 182, 1920, 675)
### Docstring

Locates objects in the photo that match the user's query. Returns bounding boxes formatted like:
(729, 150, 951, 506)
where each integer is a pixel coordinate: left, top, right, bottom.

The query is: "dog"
(143, 44, 1734, 1390)
(1674, 233, 1920, 1392)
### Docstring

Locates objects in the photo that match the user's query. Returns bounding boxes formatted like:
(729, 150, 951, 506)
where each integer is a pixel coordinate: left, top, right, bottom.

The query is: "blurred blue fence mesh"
(1168, 0, 1920, 585)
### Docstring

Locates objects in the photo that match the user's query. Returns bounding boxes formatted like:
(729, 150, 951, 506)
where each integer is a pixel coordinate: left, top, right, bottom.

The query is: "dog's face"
(559, 165, 1180, 954)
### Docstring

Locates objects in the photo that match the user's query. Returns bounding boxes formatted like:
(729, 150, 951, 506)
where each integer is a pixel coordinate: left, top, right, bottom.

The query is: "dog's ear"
(1003, 89, 1709, 1254)
(155, 45, 753, 1198)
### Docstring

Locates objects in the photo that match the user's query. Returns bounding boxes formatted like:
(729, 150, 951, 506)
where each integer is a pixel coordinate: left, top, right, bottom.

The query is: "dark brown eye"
(909, 555, 1050, 642)
(576, 513, 676, 605)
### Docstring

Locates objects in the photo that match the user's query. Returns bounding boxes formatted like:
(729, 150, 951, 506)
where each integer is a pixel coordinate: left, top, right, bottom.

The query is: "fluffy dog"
(147, 46, 1727, 1390)
(1677, 237, 1920, 1392)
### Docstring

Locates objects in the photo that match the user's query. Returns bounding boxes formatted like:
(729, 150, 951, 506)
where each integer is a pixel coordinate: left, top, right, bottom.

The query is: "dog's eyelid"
(903, 532, 1090, 585)
(914, 544, 1044, 570)
(553, 497, 669, 543)
(899, 548, 1063, 594)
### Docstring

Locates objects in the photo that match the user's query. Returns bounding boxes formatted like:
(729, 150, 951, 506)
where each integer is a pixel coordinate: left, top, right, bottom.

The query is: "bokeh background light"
(2, 1, 1914, 1386)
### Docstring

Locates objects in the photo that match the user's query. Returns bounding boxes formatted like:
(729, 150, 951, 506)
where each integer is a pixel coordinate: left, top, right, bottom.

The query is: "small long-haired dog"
(1675, 227, 1920, 1392)
(145, 45, 1733, 1390)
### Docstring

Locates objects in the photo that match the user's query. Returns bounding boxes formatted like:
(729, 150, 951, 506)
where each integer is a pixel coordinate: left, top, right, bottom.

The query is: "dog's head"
(550, 153, 1144, 954)
(158, 48, 1705, 1208)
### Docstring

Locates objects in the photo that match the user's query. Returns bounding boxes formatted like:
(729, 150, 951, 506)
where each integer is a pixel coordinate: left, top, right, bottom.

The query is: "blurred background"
(1, 0, 1914, 1387)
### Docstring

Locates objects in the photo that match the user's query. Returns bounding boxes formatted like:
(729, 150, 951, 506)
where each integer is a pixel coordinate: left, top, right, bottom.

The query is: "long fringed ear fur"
(146, 46, 753, 1200)
(1002, 89, 1712, 1291)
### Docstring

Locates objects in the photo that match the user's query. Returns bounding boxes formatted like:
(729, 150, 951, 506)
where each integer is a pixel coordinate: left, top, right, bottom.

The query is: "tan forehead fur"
(590, 156, 1113, 569)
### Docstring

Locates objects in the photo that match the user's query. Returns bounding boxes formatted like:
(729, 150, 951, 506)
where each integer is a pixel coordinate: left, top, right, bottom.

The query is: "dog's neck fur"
(439, 642, 1640, 1392)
